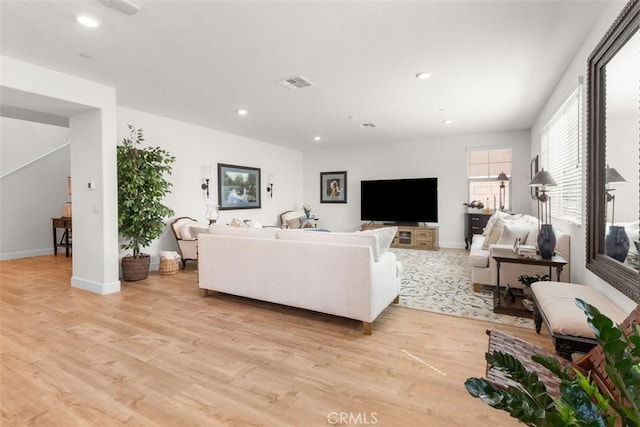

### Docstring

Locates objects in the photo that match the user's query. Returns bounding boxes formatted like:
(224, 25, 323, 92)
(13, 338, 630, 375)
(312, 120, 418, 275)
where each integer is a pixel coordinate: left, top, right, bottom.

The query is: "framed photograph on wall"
(218, 163, 261, 210)
(530, 155, 539, 200)
(320, 171, 347, 203)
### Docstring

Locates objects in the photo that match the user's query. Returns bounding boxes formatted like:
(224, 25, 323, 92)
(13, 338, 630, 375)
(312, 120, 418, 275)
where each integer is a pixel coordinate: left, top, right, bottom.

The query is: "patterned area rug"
(391, 248, 534, 328)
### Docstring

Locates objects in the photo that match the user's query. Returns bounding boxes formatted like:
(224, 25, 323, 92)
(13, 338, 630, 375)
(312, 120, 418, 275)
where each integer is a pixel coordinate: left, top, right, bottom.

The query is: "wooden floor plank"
(1, 255, 553, 426)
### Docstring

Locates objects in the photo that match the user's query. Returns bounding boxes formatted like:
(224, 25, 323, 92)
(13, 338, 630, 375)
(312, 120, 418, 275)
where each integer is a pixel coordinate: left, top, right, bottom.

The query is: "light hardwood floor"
(1, 255, 553, 426)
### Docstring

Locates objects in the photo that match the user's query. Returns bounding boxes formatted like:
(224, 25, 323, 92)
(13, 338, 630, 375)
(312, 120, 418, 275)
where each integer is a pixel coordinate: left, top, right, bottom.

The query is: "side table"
(52, 217, 72, 257)
(491, 247, 567, 317)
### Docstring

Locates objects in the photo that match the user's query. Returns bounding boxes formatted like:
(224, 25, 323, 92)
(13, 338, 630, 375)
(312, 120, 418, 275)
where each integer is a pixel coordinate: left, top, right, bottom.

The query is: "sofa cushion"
(531, 281, 628, 338)
(277, 229, 381, 261)
(469, 235, 489, 268)
(209, 224, 278, 239)
(360, 227, 397, 253)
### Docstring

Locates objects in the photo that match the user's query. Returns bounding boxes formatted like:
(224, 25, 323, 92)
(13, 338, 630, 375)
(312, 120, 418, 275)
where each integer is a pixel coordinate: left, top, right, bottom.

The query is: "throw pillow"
(497, 222, 531, 245)
(481, 221, 504, 249)
(525, 227, 539, 247)
(230, 218, 246, 227)
(482, 211, 514, 236)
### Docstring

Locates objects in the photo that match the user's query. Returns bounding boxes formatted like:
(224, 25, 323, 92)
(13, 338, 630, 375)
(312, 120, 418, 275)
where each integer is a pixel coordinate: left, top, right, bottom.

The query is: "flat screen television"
(360, 177, 438, 224)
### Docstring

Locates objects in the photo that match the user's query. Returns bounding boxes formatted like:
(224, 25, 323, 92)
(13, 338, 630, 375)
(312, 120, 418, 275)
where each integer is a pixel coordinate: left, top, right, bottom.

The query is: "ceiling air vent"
(359, 123, 377, 128)
(277, 76, 314, 90)
(99, 0, 141, 15)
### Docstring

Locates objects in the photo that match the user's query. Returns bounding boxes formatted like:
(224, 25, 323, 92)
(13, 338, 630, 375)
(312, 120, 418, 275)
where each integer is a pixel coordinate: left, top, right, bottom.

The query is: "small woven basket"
(159, 257, 179, 275)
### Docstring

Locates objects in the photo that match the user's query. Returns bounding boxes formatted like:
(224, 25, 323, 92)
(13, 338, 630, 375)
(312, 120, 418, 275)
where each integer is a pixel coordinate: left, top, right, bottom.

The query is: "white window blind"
(540, 81, 583, 225)
(466, 148, 512, 210)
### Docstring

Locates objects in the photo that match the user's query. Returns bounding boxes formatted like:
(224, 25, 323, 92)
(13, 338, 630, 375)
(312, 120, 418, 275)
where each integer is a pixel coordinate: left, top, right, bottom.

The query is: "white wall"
(117, 107, 304, 267)
(529, 0, 635, 311)
(0, 117, 70, 259)
(1, 55, 120, 294)
(302, 129, 532, 248)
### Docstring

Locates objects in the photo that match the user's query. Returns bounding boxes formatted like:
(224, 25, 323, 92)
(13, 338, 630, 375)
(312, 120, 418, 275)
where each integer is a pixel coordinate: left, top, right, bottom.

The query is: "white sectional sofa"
(197, 225, 402, 334)
(469, 212, 571, 292)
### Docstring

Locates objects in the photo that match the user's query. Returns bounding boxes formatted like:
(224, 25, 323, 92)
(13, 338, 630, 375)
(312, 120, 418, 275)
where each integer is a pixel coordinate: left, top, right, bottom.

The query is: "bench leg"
(533, 306, 542, 334)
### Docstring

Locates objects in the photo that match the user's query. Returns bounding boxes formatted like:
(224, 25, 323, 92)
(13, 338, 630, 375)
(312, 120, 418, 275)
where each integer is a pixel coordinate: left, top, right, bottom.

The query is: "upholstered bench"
(530, 281, 629, 360)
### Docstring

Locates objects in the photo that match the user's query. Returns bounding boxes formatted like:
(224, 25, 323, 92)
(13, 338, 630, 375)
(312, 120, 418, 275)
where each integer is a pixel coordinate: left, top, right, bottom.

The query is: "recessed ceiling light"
(313, 136, 321, 141)
(76, 15, 101, 28)
(442, 120, 453, 125)
(236, 109, 248, 116)
(416, 72, 433, 80)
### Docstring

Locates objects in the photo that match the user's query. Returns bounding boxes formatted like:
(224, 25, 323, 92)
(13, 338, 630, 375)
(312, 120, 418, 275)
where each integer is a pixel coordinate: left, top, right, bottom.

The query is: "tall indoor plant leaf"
(117, 125, 175, 261)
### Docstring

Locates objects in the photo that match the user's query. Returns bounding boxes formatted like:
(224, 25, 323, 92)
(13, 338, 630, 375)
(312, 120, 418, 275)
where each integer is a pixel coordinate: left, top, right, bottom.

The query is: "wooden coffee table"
(491, 248, 567, 317)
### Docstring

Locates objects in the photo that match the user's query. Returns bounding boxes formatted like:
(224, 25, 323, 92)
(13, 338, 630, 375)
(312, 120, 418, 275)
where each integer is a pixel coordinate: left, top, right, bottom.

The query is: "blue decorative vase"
(537, 224, 556, 259)
(605, 225, 629, 263)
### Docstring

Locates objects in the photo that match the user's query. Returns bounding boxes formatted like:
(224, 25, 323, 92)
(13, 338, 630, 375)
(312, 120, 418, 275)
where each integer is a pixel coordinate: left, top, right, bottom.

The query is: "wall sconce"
(496, 171, 509, 211)
(201, 165, 211, 199)
(266, 174, 274, 198)
(605, 165, 627, 226)
(529, 168, 557, 259)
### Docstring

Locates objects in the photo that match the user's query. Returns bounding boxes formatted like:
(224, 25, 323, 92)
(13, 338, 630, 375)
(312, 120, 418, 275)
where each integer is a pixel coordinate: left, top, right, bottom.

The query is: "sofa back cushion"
(209, 224, 278, 239)
(276, 229, 381, 261)
(359, 226, 397, 254)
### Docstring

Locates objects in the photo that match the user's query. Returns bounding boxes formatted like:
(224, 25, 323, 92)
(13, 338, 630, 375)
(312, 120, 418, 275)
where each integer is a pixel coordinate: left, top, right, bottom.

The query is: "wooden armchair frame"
(170, 216, 199, 269)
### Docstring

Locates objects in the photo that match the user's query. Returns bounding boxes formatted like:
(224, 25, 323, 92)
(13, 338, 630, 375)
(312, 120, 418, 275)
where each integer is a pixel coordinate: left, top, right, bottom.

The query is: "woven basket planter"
(121, 254, 150, 281)
(159, 258, 180, 276)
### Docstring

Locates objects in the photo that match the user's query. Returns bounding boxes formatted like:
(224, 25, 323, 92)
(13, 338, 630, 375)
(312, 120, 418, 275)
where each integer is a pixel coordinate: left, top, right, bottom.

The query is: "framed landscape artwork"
(320, 171, 347, 203)
(218, 163, 261, 210)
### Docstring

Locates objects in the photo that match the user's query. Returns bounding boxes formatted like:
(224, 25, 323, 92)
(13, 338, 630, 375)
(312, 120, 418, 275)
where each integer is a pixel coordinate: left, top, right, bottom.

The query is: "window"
(466, 148, 512, 210)
(540, 81, 583, 225)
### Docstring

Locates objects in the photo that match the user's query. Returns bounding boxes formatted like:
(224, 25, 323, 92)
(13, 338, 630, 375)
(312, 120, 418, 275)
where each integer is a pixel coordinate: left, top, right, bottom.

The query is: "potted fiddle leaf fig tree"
(117, 125, 175, 281)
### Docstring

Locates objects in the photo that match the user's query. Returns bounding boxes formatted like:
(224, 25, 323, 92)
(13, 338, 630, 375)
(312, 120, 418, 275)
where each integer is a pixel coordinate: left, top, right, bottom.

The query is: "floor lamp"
(496, 172, 509, 211)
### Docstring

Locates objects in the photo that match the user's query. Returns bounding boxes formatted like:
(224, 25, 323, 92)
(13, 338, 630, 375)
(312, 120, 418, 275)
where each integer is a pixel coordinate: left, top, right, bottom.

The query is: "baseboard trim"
(71, 276, 121, 294)
(0, 248, 54, 260)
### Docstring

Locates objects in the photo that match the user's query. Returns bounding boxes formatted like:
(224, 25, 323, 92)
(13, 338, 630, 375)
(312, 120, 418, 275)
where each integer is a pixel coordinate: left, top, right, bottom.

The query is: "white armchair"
(280, 209, 316, 229)
(170, 217, 209, 269)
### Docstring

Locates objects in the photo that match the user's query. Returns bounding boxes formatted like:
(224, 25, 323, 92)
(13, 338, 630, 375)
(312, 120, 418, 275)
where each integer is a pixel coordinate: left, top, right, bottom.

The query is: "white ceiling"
(0, 0, 616, 150)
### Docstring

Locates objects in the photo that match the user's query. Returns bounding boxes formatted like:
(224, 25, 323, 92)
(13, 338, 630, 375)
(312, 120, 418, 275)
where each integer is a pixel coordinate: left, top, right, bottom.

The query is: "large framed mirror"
(586, 0, 640, 303)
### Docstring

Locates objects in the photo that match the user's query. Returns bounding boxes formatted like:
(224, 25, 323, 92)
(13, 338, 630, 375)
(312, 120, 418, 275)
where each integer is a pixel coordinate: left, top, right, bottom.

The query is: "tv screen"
(360, 177, 438, 224)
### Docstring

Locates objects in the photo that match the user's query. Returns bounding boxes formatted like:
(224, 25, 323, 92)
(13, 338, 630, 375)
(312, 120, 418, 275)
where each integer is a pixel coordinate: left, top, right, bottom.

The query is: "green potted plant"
(465, 299, 640, 426)
(117, 125, 175, 281)
(516, 273, 549, 311)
